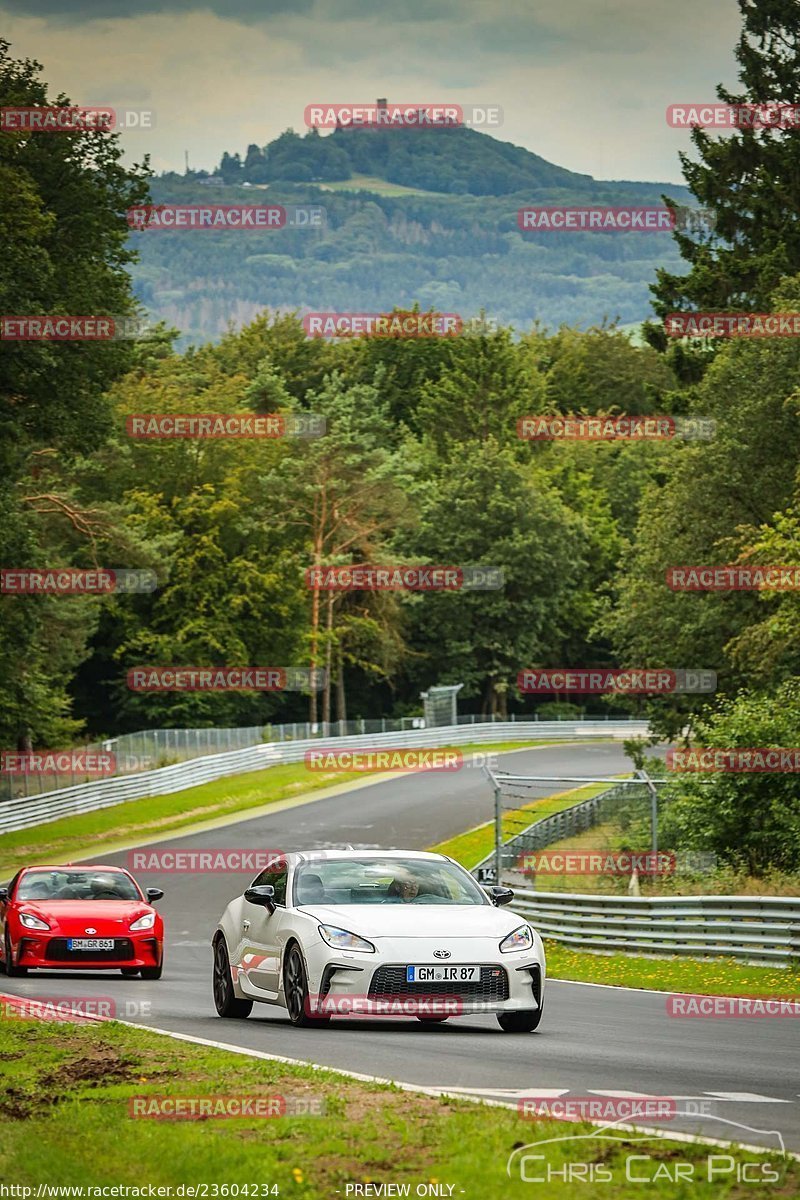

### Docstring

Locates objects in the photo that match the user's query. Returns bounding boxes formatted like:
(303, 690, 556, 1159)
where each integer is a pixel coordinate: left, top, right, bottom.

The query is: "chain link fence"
(1, 711, 636, 803)
(474, 772, 710, 895)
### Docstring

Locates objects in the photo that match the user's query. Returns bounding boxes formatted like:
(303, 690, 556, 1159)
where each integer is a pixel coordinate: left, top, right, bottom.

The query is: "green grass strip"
(0, 1020, 793, 1194)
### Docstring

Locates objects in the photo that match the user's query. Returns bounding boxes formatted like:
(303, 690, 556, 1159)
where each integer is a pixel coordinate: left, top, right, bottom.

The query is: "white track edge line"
(110, 1017, 799, 1161)
(550, 977, 800, 1003)
(3, 992, 795, 1160)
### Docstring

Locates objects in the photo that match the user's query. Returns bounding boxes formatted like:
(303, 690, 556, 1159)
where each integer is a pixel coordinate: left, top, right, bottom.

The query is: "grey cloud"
(0, 0, 313, 20)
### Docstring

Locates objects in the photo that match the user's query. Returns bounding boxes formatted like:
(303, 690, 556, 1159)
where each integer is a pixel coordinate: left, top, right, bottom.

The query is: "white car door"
(238, 867, 288, 1000)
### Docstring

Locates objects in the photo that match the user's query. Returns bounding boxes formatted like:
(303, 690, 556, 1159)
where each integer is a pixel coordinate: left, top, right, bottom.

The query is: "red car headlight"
(130, 911, 156, 931)
(20, 912, 50, 931)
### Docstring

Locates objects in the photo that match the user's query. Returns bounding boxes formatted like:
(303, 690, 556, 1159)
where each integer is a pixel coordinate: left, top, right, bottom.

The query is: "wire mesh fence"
(1, 711, 633, 803)
(0, 727, 264, 802)
(475, 772, 713, 896)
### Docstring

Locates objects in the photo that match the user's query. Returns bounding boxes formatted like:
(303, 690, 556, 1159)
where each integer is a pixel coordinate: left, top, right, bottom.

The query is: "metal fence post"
(482, 767, 504, 886)
(637, 767, 659, 856)
(494, 781, 504, 884)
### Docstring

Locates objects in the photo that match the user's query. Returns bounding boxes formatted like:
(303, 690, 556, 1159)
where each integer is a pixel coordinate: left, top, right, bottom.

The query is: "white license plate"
(67, 938, 114, 951)
(406, 964, 479, 983)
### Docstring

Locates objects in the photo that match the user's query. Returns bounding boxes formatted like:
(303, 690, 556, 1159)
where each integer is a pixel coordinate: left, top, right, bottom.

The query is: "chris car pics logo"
(506, 1114, 788, 1185)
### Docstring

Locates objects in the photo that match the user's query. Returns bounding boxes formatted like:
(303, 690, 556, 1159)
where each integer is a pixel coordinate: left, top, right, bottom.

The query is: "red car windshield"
(17, 870, 141, 902)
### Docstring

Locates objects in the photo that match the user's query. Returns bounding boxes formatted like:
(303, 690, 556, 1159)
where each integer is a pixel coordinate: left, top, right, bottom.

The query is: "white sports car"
(212, 849, 545, 1032)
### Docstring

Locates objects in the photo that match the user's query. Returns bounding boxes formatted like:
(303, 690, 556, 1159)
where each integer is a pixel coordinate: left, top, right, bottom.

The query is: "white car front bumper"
(300, 930, 546, 1017)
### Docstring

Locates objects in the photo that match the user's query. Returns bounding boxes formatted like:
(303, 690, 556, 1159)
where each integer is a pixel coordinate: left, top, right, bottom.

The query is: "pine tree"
(649, 0, 800, 334)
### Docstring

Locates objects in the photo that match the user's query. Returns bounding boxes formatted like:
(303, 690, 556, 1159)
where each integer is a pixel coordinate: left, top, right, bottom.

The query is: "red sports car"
(0, 865, 164, 978)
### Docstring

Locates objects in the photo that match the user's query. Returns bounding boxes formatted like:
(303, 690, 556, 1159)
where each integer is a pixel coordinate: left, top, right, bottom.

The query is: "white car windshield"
(293, 858, 488, 906)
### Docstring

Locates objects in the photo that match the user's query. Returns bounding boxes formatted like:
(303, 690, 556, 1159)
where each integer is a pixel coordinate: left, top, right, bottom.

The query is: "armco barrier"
(470, 782, 800, 967)
(7, 712, 639, 801)
(0, 720, 646, 835)
(509, 890, 800, 967)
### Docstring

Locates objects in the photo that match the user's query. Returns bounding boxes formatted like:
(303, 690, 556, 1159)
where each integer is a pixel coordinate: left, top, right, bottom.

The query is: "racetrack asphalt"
(4, 741, 798, 1155)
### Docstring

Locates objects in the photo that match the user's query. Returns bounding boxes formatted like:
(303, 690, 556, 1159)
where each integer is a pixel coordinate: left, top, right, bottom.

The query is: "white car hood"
(296, 902, 524, 939)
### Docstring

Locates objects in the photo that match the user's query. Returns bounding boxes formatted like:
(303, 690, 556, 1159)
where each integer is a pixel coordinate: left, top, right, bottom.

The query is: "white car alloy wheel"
(283, 942, 330, 1027)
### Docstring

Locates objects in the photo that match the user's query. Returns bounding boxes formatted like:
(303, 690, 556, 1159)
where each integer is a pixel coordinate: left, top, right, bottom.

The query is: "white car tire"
(283, 943, 331, 1027)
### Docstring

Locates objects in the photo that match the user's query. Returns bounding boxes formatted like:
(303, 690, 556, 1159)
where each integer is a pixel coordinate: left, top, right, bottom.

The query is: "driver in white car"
(386, 875, 420, 903)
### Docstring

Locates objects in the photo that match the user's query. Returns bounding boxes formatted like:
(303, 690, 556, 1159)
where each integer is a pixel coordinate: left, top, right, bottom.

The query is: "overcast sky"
(1, 0, 742, 183)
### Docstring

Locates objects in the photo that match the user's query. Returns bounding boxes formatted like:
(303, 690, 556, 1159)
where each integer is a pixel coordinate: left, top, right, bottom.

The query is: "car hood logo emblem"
(433, 949, 451, 959)
(84, 928, 97, 935)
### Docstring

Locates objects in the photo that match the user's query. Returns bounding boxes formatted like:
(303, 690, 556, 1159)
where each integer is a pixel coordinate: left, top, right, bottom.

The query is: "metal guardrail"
(1, 712, 640, 801)
(510, 890, 800, 967)
(0, 720, 647, 836)
(6, 724, 796, 967)
(470, 782, 800, 967)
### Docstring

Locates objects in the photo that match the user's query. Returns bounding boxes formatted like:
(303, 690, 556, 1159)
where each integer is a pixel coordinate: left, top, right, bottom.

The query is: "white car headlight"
(499, 924, 533, 953)
(318, 925, 375, 953)
(20, 912, 50, 931)
(130, 911, 156, 931)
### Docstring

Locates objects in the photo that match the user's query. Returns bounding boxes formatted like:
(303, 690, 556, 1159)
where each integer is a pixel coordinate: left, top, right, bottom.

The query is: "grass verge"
(544, 942, 800, 998)
(0, 739, 581, 877)
(0, 1018, 794, 1195)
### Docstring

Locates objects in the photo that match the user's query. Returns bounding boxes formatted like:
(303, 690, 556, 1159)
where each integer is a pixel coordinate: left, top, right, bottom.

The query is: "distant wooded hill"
(131, 124, 694, 345)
